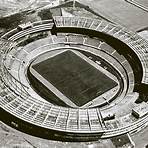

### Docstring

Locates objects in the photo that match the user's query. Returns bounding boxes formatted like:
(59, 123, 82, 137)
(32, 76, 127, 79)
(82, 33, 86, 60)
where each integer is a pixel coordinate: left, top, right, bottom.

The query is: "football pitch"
(32, 50, 117, 106)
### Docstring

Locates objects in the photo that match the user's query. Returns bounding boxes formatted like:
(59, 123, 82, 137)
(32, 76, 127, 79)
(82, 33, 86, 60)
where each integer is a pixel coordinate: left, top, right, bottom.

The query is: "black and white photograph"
(0, 0, 148, 147)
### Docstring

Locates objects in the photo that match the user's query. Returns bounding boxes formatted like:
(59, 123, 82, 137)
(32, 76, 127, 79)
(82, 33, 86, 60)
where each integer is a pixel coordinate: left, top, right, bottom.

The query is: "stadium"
(0, 0, 148, 147)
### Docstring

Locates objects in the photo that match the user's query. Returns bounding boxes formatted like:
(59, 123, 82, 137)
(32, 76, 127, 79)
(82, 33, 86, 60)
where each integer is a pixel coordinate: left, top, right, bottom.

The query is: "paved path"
(132, 126, 148, 148)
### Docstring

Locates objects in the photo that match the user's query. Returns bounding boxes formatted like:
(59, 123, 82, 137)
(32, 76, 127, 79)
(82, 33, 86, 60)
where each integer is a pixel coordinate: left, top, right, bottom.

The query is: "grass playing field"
(32, 50, 117, 106)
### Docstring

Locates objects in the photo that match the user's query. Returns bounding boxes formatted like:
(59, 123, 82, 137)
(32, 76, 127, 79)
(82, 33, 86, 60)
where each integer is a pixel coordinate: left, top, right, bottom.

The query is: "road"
(78, 0, 148, 31)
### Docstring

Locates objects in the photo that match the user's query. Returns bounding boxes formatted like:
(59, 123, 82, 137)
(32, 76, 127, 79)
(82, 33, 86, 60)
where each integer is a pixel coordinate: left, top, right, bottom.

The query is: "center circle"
(27, 47, 123, 108)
